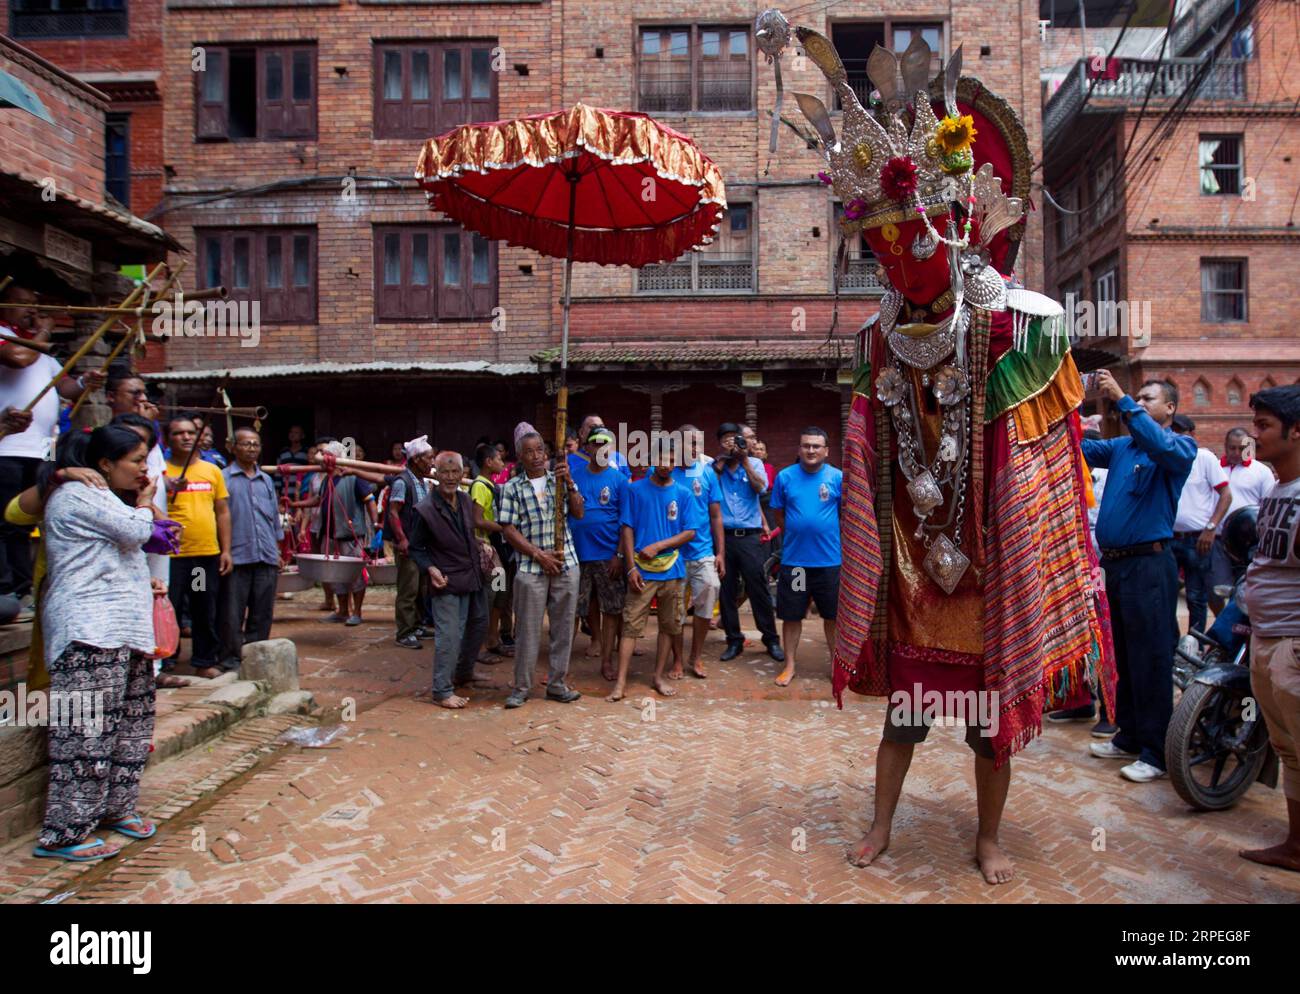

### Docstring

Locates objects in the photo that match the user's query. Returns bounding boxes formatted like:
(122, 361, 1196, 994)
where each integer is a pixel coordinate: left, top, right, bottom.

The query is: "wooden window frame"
(1200, 257, 1248, 323)
(373, 40, 498, 140)
(373, 224, 497, 321)
(1198, 133, 1244, 196)
(196, 227, 318, 324)
(105, 111, 130, 208)
(194, 43, 317, 142)
(634, 23, 754, 114)
(826, 19, 947, 111)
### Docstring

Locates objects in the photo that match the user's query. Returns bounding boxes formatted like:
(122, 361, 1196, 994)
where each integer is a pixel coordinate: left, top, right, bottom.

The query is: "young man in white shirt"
(1210, 425, 1278, 613)
(0, 284, 103, 602)
(1170, 414, 1232, 634)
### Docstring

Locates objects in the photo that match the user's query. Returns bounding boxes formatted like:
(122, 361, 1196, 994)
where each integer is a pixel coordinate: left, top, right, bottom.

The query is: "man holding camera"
(713, 422, 783, 663)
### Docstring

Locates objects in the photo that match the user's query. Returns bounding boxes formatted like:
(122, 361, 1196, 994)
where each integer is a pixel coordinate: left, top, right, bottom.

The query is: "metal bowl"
(367, 561, 398, 585)
(295, 553, 366, 586)
(276, 569, 314, 593)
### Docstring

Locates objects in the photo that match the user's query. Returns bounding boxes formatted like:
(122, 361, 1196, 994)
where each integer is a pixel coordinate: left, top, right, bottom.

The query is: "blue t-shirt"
(619, 477, 699, 582)
(568, 448, 631, 480)
(569, 462, 627, 562)
(715, 455, 767, 528)
(770, 462, 843, 567)
(671, 459, 721, 561)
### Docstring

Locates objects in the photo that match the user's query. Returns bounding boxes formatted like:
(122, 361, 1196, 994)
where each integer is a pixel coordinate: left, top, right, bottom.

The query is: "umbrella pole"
(554, 171, 579, 553)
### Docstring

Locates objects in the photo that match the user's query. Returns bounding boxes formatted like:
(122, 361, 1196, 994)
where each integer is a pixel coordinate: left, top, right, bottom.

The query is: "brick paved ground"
(2, 590, 1297, 904)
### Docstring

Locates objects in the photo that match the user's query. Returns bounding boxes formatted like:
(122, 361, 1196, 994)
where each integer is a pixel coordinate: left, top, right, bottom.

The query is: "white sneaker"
(1089, 740, 1139, 760)
(1120, 760, 1167, 782)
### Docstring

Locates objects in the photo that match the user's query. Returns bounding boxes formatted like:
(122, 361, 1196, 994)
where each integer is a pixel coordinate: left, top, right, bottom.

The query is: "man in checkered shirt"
(497, 428, 586, 709)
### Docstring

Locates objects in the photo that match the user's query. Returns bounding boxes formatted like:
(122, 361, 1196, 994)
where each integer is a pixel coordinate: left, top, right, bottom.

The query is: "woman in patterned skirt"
(34, 425, 166, 862)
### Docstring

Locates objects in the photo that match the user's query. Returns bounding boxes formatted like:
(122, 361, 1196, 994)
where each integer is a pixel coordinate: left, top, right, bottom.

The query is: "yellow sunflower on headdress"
(935, 114, 977, 153)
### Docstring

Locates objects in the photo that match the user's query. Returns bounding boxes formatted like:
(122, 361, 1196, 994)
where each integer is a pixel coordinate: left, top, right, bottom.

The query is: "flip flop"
(33, 837, 121, 862)
(102, 815, 156, 840)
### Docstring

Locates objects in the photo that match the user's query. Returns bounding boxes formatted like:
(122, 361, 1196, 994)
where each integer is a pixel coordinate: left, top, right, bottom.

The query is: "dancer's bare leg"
(667, 632, 685, 680)
(1239, 797, 1300, 873)
(651, 631, 676, 697)
(974, 752, 1014, 884)
(606, 634, 635, 701)
(776, 619, 801, 685)
(848, 739, 912, 867)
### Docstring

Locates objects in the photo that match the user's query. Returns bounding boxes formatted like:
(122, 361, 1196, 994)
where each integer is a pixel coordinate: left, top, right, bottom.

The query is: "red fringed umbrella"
(416, 103, 727, 548)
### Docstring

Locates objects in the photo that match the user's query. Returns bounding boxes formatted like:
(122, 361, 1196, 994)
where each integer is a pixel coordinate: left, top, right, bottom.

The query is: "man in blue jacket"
(1081, 371, 1196, 783)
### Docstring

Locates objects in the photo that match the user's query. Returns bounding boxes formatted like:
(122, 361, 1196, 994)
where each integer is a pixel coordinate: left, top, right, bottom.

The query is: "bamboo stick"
(0, 334, 54, 354)
(21, 260, 167, 414)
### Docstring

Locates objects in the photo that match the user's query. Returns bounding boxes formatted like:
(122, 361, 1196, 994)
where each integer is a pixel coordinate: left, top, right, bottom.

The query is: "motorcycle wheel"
(1166, 681, 1269, 811)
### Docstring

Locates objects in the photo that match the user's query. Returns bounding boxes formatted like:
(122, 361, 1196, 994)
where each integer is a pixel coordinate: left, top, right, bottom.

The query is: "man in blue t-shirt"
(568, 427, 628, 679)
(667, 423, 724, 679)
(608, 442, 700, 702)
(769, 427, 842, 687)
(567, 413, 632, 480)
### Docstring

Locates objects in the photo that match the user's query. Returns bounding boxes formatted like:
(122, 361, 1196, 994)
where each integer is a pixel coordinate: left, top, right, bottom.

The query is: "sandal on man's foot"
(33, 837, 121, 862)
(102, 814, 156, 840)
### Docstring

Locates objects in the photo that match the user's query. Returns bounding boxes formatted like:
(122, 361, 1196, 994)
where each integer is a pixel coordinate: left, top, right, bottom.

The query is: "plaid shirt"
(496, 470, 578, 575)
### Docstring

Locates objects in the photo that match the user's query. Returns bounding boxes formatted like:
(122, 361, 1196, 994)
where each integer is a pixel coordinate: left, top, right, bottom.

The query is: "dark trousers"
(394, 551, 425, 638)
(168, 554, 221, 669)
(219, 562, 277, 670)
(1104, 548, 1179, 770)
(1170, 534, 1212, 634)
(719, 530, 778, 647)
(0, 455, 40, 597)
(431, 586, 488, 700)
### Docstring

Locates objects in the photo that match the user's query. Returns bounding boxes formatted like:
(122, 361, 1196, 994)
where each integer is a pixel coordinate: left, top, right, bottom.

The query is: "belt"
(1173, 530, 1205, 540)
(1099, 540, 1167, 561)
(727, 527, 762, 537)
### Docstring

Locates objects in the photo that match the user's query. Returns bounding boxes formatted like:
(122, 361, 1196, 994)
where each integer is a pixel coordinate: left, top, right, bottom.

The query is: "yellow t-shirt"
(165, 458, 228, 557)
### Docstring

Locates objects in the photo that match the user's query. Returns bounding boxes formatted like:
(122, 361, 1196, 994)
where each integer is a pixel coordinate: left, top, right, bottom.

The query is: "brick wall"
(0, 39, 109, 205)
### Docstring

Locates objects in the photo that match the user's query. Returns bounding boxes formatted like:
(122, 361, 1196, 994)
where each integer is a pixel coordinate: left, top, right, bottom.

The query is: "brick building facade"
(1041, 0, 1300, 445)
(150, 0, 1046, 465)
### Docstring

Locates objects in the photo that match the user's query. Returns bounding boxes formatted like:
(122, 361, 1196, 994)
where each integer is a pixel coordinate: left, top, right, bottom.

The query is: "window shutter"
(288, 49, 315, 138)
(404, 231, 434, 319)
(436, 229, 467, 319)
(376, 47, 405, 138)
(468, 47, 495, 124)
(196, 48, 228, 139)
(438, 46, 467, 131)
(262, 232, 286, 323)
(409, 48, 433, 137)
(470, 233, 494, 317)
(289, 232, 315, 322)
(375, 229, 403, 320)
(258, 48, 287, 138)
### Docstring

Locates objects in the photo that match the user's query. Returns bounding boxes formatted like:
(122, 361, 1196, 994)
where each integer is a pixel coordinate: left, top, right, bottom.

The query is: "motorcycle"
(1165, 506, 1279, 810)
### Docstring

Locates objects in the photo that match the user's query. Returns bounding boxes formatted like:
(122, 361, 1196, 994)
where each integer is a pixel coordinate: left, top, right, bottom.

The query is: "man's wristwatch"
(1203, 524, 1216, 531)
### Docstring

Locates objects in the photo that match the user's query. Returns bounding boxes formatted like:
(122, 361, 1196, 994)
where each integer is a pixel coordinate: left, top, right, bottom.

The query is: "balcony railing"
(638, 254, 754, 293)
(10, 8, 127, 38)
(1170, 0, 1237, 56)
(1043, 54, 1247, 145)
(638, 70, 751, 112)
(840, 258, 885, 295)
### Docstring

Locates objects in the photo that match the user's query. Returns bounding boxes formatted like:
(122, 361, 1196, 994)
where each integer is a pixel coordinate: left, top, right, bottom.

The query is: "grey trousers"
(512, 568, 578, 695)
(431, 587, 488, 700)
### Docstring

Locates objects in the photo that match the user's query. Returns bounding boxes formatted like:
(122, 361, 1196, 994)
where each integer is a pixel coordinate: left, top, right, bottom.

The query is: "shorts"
(578, 559, 626, 616)
(776, 564, 840, 621)
(1250, 635, 1300, 802)
(882, 703, 996, 759)
(682, 557, 721, 619)
(1209, 535, 1236, 597)
(623, 577, 684, 638)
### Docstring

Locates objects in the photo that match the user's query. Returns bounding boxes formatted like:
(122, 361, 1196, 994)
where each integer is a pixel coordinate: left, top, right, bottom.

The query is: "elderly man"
(406, 451, 489, 709)
(389, 435, 435, 649)
(218, 428, 281, 672)
(498, 428, 584, 709)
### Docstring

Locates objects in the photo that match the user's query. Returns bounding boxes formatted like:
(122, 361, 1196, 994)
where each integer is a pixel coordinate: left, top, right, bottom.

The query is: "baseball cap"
(587, 427, 615, 444)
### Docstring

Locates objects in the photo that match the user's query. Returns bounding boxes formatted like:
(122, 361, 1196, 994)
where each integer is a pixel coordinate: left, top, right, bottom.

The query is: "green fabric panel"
(984, 316, 1068, 423)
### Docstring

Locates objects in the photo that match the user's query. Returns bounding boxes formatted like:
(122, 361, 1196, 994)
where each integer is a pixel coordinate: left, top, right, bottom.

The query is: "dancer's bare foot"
(605, 683, 626, 703)
(666, 664, 684, 680)
(847, 824, 890, 868)
(976, 835, 1014, 884)
(651, 677, 677, 697)
(601, 659, 617, 681)
(689, 660, 707, 679)
(435, 694, 469, 709)
(1239, 843, 1300, 873)
(775, 664, 795, 686)
(585, 642, 601, 658)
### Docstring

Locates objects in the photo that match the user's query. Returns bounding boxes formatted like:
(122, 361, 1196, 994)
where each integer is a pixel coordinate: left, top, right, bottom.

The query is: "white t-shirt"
(529, 474, 548, 508)
(0, 352, 62, 459)
(146, 443, 169, 585)
(1174, 447, 1229, 532)
(1221, 459, 1276, 529)
(1244, 476, 1300, 637)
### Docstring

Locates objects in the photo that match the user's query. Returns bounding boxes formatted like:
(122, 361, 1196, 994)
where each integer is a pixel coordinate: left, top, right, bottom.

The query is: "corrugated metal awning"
(143, 359, 541, 382)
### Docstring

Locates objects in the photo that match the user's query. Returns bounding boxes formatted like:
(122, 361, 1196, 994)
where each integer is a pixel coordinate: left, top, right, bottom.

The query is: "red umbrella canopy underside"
(416, 104, 728, 267)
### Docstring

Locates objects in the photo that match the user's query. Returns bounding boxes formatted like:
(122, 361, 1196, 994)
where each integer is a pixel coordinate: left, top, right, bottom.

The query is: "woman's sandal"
(33, 838, 121, 862)
(102, 815, 156, 840)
